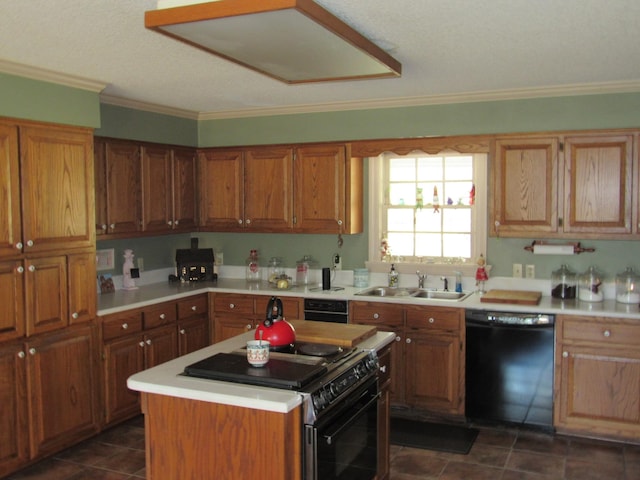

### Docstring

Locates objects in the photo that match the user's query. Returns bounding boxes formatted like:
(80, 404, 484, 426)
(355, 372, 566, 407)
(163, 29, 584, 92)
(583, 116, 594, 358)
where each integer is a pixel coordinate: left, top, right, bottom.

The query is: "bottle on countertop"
(246, 249, 260, 282)
(455, 271, 463, 293)
(388, 263, 399, 287)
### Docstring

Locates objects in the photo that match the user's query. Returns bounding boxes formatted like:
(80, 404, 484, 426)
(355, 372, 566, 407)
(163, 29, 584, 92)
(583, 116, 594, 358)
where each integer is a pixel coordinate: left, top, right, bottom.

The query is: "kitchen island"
(128, 323, 395, 480)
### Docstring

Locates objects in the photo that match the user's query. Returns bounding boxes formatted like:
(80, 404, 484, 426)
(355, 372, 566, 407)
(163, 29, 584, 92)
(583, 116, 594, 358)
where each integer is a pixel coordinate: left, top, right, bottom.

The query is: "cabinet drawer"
(102, 311, 143, 341)
(561, 316, 640, 346)
(405, 306, 462, 332)
(350, 302, 403, 326)
(143, 302, 177, 329)
(177, 295, 208, 319)
(214, 294, 255, 315)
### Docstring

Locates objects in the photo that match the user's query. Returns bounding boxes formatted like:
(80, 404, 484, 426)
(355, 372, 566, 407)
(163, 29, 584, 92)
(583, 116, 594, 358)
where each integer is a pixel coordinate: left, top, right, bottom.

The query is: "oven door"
(304, 377, 379, 480)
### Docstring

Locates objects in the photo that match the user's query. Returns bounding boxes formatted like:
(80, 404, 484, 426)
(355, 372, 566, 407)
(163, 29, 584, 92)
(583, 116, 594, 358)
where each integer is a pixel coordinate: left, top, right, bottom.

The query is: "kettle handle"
(264, 296, 283, 327)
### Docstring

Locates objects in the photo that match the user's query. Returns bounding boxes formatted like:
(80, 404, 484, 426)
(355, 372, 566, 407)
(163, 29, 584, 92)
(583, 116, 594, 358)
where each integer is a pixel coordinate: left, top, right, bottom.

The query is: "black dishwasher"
(465, 309, 555, 431)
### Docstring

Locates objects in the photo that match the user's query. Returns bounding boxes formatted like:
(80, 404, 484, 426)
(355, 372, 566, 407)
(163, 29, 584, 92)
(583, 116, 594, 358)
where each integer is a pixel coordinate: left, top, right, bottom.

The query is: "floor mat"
(390, 417, 479, 454)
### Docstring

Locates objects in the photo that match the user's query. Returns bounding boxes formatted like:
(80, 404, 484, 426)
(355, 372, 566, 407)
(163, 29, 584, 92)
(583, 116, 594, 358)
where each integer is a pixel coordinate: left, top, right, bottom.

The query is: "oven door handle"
(321, 392, 380, 445)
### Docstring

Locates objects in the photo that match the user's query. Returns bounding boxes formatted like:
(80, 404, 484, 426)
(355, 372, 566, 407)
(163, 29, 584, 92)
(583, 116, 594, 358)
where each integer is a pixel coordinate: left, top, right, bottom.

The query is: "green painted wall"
(96, 103, 198, 146)
(0, 73, 100, 127)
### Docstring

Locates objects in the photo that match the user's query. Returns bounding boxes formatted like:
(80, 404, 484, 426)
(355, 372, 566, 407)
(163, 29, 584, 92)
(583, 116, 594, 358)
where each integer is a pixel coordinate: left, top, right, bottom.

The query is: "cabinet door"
(198, 149, 244, 230)
(0, 341, 28, 478)
(214, 316, 255, 343)
(25, 256, 67, 336)
(0, 259, 25, 342)
(142, 145, 173, 233)
(563, 134, 633, 235)
(19, 125, 94, 252)
(172, 148, 198, 232)
(178, 317, 210, 355)
(244, 147, 293, 231)
(405, 330, 462, 414)
(0, 122, 22, 258)
(294, 144, 347, 232)
(556, 344, 640, 438)
(68, 252, 97, 325)
(93, 138, 109, 236)
(103, 334, 145, 425)
(491, 137, 559, 236)
(144, 325, 178, 367)
(104, 140, 142, 235)
(26, 325, 100, 458)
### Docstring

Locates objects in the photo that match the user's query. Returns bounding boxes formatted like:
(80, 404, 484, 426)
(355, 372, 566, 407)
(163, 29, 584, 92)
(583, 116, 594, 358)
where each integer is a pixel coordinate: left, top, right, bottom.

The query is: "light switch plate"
(512, 263, 522, 278)
(526, 264, 536, 279)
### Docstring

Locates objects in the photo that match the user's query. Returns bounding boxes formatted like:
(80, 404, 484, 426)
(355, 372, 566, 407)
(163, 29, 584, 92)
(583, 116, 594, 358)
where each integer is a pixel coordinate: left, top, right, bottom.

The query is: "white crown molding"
(0, 59, 106, 93)
(198, 80, 640, 120)
(99, 94, 199, 120)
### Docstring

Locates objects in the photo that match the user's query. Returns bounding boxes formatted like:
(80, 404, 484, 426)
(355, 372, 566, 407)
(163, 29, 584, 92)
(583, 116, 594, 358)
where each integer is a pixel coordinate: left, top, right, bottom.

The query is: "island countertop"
(127, 325, 396, 413)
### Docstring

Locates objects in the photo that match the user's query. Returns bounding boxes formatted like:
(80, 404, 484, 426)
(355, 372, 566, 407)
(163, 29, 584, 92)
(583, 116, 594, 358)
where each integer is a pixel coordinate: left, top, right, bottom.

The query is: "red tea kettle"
(254, 296, 296, 349)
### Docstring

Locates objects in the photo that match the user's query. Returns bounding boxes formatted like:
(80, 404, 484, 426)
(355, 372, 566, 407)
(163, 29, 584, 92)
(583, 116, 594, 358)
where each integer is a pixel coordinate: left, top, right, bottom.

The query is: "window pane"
(387, 209, 414, 231)
(444, 156, 473, 180)
(388, 232, 414, 256)
(443, 233, 470, 257)
(443, 208, 470, 233)
(415, 209, 442, 232)
(417, 157, 443, 180)
(444, 181, 473, 206)
(389, 183, 416, 206)
(389, 158, 415, 181)
(415, 233, 441, 257)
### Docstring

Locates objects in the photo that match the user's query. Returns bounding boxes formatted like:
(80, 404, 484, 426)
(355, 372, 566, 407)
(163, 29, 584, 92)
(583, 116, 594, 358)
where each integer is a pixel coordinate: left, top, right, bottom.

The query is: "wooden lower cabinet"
(555, 314, 640, 441)
(141, 393, 302, 480)
(0, 325, 100, 478)
(213, 293, 302, 343)
(351, 301, 464, 416)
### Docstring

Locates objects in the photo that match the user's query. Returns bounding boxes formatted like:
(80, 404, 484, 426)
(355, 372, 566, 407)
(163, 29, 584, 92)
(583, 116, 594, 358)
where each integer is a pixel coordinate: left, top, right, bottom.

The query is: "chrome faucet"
(416, 270, 426, 288)
(441, 276, 449, 291)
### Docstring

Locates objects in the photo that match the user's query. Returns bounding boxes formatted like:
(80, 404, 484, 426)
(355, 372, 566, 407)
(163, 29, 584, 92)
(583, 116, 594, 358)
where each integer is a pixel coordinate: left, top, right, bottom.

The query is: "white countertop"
(127, 329, 396, 413)
(99, 276, 640, 319)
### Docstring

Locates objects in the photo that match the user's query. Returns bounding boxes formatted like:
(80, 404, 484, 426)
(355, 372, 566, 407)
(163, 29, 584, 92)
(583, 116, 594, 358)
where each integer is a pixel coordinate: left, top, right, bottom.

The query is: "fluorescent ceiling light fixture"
(145, 0, 402, 84)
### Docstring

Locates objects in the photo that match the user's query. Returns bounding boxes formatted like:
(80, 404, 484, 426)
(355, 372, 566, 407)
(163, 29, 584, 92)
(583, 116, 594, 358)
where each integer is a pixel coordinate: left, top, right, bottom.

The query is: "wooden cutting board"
(480, 289, 542, 306)
(289, 320, 377, 347)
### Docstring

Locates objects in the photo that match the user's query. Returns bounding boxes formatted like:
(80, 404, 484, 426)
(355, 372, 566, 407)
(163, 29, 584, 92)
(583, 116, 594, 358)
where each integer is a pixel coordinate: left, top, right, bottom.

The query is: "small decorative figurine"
(123, 249, 138, 290)
(433, 186, 440, 213)
(475, 253, 489, 294)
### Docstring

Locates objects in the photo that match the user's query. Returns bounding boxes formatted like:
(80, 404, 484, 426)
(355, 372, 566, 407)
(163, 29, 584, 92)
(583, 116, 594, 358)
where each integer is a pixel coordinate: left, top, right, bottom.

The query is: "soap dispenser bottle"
(388, 263, 399, 287)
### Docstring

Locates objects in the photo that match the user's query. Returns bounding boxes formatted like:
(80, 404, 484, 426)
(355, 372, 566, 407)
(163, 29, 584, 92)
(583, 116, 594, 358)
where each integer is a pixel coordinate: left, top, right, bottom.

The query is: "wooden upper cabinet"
(294, 144, 363, 234)
(19, 125, 94, 253)
(172, 147, 198, 232)
(563, 134, 633, 235)
(0, 260, 26, 342)
(95, 139, 142, 237)
(142, 145, 172, 233)
(491, 137, 559, 236)
(198, 149, 244, 230)
(0, 123, 22, 258)
(244, 147, 293, 231)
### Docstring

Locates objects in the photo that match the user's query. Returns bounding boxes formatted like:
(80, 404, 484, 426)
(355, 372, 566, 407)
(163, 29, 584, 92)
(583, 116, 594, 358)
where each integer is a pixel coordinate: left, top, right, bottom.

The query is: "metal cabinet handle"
(146, 339, 152, 345)
(180, 329, 186, 335)
(237, 219, 243, 225)
(167, 220, 173, 226)
(110, 223, 116, 230)
(26, 240, 34, 247)
(71, 312, 79, 319)
(562, 351, 569, 358)
(191, 306, 197, 311)
(603, 330, 611, 338)
(337, 220, 343, 226)
(406, 338, 412, 344)
(17, 351, 25, 359)
(16, 266, 24, 274)
(15, 242, 23, 249)
(174, 220, 179, 226)
(246, 324, 252, 330)
(246, 219, 251, 224)
(395, 336, 401, 342)
(122, 323, 129, 330)
(101, 224, 107, 231)
(29, 348, 36, 355)
(139, 341, 145, 347)
(159, 313, 166, 320)
(229, 303, 235, 309)
(380, 365, 387, 373)
(28, 265, 36, 272)
(373, 313, 379, 319)
(428, 317, 435, 323)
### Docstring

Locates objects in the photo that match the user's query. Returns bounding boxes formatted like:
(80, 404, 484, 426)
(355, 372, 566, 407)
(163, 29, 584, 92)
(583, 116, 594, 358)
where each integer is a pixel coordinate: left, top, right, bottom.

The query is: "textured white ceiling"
(1, 0, 639, 118)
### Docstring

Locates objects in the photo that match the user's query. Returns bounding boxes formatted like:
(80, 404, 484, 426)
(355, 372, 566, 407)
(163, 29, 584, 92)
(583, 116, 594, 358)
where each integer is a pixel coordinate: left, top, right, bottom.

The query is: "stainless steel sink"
(354, 286, 419, 297)
(355, 286, 471, 302)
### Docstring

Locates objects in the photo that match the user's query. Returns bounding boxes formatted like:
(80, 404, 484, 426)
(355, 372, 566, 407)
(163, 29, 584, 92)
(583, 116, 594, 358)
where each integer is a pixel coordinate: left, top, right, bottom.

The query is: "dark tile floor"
(6, 416, 640, 479)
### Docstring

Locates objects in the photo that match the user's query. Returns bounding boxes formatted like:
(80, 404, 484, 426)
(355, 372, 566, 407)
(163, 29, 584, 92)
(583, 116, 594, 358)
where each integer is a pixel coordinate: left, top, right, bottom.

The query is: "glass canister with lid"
(551, 264, 576, 299)
(267, 257, 285, 284)
(578, 266, 604, 302)
(615, 267, 640, 304)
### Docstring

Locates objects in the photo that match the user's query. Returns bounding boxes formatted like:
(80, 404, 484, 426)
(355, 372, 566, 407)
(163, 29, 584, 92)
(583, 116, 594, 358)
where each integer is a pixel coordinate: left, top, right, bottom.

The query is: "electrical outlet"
(526, 264, 536, 279)
(215, 251, 224, 265)
(333, 253, 342, 270)
(512, 263, 523, 278)
(137, 257, 144, 272)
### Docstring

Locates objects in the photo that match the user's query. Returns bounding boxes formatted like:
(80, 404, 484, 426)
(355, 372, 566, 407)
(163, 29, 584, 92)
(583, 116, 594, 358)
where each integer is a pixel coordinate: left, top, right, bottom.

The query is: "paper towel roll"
(533, 244, 574, 255)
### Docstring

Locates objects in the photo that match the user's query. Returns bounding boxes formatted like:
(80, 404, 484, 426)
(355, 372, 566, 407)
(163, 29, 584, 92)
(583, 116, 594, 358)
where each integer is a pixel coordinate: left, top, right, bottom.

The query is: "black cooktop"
(183, 352, 328, 390)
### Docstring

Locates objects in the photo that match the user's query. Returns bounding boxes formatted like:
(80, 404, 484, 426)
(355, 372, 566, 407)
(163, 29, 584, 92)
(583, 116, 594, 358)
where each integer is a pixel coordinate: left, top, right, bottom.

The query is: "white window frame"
(367, 152, 488, 277)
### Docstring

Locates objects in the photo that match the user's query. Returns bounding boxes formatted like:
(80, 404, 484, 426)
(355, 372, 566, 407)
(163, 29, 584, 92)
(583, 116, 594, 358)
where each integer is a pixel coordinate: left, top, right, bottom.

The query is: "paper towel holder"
(524, 241, 595, 255)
